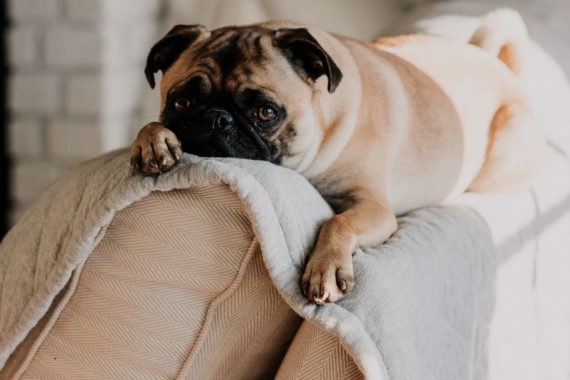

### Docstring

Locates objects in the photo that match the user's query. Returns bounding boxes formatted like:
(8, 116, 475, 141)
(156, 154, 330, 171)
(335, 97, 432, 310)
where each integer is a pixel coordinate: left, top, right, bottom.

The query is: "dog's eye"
(256, 106, 276, 122)
(174, 98, 191, 111)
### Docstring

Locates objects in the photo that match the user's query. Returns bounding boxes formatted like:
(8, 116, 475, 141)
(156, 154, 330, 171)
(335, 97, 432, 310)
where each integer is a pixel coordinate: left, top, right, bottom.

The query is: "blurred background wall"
(2, 0, 569, 232)
(6, 0, 161, 226)
(0, 0, 7, 234)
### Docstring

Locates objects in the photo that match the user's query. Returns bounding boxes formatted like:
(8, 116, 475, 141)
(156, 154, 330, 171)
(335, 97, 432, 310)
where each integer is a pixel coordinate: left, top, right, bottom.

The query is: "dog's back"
(330, 10, 545, 208)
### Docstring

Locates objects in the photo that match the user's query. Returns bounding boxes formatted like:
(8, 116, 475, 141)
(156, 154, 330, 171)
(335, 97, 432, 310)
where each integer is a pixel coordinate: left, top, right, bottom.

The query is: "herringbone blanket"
(0, 149, 496, 379)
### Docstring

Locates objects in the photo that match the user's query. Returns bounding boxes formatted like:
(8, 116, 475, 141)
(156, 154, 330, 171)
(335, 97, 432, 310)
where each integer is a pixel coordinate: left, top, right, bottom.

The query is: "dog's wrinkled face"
(145, 24, 342, 166)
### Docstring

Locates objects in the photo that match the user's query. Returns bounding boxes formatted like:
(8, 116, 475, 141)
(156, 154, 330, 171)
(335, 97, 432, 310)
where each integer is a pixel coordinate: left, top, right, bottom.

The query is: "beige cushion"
(3, 185, 302, 379)
(276, 322, 364, 380)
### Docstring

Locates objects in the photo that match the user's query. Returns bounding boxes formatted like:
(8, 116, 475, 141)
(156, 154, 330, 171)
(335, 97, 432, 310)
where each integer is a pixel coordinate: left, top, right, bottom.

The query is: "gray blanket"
(0, 149, 495, 379)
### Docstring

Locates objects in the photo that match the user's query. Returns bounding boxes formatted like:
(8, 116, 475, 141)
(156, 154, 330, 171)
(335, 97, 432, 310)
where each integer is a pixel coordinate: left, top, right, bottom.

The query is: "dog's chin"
(186, 145, 227, 158)
(184, 139, 263, 160)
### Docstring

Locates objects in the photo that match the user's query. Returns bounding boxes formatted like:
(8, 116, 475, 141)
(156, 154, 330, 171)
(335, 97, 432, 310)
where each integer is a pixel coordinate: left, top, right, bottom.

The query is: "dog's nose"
(204, 109, 234, 130)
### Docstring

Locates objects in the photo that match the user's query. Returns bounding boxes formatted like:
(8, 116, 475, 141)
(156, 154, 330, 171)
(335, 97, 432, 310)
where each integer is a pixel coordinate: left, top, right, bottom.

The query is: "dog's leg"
(469, 104, 546, 192)
(130, 122, 182, 175)
(302, 195, 397, 304)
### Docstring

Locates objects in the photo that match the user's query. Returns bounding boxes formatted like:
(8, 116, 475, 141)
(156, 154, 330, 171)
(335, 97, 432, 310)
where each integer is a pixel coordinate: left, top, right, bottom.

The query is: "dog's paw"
(301, 252, 354, 305)
(130, 122, 182, 175)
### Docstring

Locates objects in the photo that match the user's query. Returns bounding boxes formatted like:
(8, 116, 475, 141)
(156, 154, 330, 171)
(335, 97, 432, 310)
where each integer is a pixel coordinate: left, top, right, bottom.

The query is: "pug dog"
(130, 9, 545, 305)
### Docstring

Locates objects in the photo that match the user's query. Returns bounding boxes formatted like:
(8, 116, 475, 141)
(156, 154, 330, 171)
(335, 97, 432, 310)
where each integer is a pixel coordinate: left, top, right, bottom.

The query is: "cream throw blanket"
(0, 149, 499, 379)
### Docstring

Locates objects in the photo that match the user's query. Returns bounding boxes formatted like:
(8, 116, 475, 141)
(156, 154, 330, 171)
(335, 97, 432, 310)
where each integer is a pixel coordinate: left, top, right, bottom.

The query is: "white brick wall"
(64, 0, 102, 21)
(8, 119, 44, 158)
(47, 119, 101, 159)
(11, 161, 63, 204)
(104, 0, 161, 21)
(9, 73, 62, 115)
(8, 0, 161, 225)
(64, 74, 101, 116)
(9, 0, 61, 21)
(100, 0, 160, 151)
(45, 27, 102, 68)
(8, 27, 39, 67)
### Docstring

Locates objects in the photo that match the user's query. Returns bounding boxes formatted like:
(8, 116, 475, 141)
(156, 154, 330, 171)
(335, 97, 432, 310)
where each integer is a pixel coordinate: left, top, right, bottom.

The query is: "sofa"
(1, 3, 569, 379)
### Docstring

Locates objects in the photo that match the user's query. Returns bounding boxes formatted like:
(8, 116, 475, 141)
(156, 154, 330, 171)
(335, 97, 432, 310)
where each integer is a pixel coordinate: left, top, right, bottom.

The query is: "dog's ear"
(145, 24, 207, 89)
(275, 28, 342, 93)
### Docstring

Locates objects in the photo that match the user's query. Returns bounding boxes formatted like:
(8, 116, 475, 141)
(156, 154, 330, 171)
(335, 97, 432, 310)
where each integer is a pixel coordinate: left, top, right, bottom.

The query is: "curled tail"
(469, 9, 528, 74)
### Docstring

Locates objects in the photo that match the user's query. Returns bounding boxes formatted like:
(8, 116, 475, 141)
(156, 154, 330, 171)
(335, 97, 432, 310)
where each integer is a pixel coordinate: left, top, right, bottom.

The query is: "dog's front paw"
(301, 252, 354, 305)
(130, 122, 182, 175)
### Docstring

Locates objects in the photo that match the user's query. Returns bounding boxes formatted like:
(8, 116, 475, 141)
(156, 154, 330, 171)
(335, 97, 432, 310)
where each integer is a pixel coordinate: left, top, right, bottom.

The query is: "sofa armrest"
(2, 184, 301, 379)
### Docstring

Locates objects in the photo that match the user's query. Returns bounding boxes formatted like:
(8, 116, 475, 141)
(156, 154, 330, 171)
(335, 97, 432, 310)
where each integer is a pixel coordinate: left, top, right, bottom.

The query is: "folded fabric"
(0, 149, 499, 379)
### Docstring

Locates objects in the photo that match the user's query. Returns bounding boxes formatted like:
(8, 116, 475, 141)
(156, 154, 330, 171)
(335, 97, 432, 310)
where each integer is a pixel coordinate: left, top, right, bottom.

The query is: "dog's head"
(145, 23, 343, 167)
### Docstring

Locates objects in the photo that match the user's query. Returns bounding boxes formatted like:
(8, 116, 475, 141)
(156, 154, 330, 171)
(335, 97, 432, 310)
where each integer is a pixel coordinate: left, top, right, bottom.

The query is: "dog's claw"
(338, 279, 347, 292)
(313, 297, 325, 305)
(301, 281, 309, 297)
(130, 156, 141, 171)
